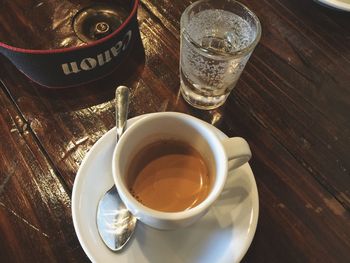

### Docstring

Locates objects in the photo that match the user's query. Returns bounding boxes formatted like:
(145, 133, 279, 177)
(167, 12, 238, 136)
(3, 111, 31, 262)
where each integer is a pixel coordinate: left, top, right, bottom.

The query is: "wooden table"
(0, 0, 349, 262)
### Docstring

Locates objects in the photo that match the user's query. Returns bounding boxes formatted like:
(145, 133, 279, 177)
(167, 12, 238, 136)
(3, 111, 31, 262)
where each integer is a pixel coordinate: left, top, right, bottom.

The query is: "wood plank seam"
(0, 81, 73, 197)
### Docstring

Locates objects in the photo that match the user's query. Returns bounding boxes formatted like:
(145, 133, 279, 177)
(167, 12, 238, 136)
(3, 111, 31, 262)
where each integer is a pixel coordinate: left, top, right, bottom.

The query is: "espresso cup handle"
(222, 137, 252, 171)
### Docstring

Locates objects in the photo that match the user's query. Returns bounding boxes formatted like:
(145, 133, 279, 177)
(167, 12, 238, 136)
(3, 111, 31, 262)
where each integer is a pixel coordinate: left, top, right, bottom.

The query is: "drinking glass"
(180, 0, 261, 110)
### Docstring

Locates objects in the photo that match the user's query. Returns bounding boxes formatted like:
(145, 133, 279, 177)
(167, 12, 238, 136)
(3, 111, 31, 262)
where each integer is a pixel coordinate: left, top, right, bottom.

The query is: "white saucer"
(72, 114, 259, 263)
(314, 0, 350, 11)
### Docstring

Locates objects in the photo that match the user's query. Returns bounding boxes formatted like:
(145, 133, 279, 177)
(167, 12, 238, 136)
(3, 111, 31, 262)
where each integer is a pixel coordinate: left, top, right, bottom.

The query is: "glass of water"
(180, 0, 261, 110)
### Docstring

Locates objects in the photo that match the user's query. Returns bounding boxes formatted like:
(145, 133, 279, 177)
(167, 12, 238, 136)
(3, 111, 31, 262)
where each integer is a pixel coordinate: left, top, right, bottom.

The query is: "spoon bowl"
(96, 86, 137, 251)
(97, 186, 137, 251)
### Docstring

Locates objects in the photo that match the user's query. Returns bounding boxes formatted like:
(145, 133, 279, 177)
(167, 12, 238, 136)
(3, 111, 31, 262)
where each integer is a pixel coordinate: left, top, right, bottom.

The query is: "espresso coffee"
(126, 140, 212, 212)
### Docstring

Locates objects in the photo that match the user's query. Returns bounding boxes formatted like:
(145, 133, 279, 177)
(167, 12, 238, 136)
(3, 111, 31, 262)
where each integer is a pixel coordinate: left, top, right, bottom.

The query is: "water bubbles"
(129, 188, 144, 205)
(180, 8, 258, 109)
(186, 9, 255, 53)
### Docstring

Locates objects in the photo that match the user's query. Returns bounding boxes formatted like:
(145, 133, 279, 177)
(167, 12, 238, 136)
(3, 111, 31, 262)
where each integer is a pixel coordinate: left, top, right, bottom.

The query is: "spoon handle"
(115, 86, 130, 142)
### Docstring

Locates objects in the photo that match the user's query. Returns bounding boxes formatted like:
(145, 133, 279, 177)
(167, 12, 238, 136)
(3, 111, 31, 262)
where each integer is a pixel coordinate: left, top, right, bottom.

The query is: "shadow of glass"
(134, 216, 233, 263)
(212, 176, 251, 229)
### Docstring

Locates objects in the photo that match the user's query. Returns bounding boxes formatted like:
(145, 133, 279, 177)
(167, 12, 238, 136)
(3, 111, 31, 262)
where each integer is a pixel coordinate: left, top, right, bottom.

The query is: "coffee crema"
(126, 140, 212, 212)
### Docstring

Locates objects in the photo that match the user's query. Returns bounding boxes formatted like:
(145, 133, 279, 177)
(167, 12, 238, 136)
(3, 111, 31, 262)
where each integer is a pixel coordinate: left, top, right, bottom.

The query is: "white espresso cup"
(112, 112, 251, 230)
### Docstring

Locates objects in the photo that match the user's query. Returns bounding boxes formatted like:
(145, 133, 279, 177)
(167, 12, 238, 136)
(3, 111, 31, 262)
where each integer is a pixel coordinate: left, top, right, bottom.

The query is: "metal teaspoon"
(96, 86, 137, 251)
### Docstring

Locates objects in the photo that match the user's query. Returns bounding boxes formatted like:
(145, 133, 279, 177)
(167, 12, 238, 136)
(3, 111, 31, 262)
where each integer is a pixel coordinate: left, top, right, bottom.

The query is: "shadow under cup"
(112, 113, 229, 229)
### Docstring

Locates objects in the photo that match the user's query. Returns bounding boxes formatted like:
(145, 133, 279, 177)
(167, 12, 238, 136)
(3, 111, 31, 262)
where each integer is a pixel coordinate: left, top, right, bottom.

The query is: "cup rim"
(112, 112, 228, 221)
(181, 0, 261, 58)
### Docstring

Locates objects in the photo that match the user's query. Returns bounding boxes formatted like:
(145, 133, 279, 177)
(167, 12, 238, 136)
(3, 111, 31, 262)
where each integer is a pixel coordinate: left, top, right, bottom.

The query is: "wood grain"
(0, 0, 349, 262)
(0, 84, 88, 262)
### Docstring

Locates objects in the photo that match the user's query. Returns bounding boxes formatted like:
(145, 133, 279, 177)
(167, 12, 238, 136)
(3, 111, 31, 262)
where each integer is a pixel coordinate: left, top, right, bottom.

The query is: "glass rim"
(181, 0, 262, 58)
